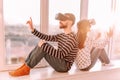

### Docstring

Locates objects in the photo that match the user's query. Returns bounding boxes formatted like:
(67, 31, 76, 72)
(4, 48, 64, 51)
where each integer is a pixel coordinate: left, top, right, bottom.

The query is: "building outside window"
(3, 0, 40, 65)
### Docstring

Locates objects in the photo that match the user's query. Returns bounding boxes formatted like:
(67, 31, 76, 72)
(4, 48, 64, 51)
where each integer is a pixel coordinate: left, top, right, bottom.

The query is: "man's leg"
(9, 45, 46, 77)
(26, 45, 68, 72)
(9, 45, 68, 77)
(25, 45, 46, 68)
(44, 54, 68, 72)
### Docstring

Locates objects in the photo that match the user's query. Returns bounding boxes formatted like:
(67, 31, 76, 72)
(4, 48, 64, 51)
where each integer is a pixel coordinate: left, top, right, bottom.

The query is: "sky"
(3, 0, 120, 32)
(3, 0, 80, 26)
(3, 0, 40, 25)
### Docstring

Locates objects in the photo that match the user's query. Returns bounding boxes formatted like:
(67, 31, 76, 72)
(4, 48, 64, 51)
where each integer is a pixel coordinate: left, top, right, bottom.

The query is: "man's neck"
(64, 27, 72, 34)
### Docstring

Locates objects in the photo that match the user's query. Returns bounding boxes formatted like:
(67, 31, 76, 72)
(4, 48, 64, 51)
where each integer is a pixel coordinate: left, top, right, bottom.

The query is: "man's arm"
(41, 43, 65, 59)
(32, 29, 58, 41)
(41, 36, 77, 59)
(26, 17, 58, 41)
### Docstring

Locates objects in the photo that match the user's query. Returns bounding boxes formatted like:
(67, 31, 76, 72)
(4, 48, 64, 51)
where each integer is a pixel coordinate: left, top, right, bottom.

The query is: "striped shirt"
(75, 30, 109, 69)
(32, 29, 78, 69)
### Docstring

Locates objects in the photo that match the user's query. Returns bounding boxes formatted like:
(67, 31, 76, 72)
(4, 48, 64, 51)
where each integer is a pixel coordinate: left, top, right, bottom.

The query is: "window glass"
(49, 0, 81, 34)
(88, 0, 120, 59)
(88, 0, 111, 31)
(110, 0, 120, 59)
(3, 0, 40, 64)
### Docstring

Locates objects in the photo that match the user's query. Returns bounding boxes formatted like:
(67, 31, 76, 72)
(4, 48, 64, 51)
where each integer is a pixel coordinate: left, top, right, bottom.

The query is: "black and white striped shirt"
(32, 29, 78, 69)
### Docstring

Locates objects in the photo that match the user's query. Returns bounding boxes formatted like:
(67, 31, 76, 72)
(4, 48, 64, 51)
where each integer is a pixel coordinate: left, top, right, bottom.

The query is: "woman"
(75, 19, 112, 71)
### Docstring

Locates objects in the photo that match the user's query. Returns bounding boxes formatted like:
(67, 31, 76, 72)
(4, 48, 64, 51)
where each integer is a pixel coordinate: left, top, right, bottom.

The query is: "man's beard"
(60, 25, 67, 29)
(59, 22, 67, 29)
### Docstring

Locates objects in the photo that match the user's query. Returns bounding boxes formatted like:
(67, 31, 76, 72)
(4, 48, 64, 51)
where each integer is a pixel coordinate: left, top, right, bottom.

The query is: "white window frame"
(0, 0, 83, 71)
(0, 0, 49, 71)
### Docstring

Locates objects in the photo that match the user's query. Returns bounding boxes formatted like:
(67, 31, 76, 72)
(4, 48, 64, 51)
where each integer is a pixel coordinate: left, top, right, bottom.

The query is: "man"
(9, 13, 78, 77)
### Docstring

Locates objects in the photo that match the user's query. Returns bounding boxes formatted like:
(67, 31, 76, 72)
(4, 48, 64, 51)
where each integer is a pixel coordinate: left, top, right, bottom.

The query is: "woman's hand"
(95, 32, 101, 40)
(26, 17, 34, 32)
(107, 27, 113, 38)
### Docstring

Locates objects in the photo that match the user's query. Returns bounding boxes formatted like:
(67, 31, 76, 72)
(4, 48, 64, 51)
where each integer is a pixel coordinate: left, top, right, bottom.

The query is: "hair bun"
(89, 19, 96, 25)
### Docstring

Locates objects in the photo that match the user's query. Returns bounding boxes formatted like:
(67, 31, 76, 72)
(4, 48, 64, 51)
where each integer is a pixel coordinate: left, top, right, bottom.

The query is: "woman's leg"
(81, 48, 101, 71)
(98, 49, 110, 64)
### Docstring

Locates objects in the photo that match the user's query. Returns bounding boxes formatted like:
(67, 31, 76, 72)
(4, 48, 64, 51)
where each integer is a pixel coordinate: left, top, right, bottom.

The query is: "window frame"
(0, 0, 82, 71)
(0, 0, 49, 71)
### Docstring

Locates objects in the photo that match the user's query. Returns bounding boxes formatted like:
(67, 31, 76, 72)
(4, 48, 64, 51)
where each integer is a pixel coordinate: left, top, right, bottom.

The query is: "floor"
(0, 60, 120, 80)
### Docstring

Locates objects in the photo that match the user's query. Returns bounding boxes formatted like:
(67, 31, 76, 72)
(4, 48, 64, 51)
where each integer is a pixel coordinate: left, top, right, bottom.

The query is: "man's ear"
(67, 20, 73, 25)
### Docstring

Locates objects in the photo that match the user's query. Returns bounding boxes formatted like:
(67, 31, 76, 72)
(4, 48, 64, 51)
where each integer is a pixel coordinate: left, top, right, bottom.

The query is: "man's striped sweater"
(32, 29, 78, 69)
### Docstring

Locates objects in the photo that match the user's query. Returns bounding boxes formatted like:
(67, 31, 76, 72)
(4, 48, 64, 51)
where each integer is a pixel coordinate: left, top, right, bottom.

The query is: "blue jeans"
(25, 45, 69, 72)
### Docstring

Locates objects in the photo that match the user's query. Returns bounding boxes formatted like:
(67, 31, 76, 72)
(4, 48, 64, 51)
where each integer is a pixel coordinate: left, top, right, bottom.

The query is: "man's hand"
(38, 40, 46, 47)
(26, 17, 34, 32)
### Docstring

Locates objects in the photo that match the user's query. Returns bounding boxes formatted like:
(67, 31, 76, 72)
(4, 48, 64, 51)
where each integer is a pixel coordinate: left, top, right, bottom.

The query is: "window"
(88, 0, 120, 60)
(3, 0, 40, 65)
(49, 0, 81, 34)
(110, 0, 120, 59)
(88, 0, 112, 31)
(88, 0, 112, 58)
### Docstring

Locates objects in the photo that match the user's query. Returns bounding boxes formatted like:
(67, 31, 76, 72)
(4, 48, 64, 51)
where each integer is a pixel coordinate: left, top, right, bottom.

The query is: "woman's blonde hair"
(77, 19, 92, 49)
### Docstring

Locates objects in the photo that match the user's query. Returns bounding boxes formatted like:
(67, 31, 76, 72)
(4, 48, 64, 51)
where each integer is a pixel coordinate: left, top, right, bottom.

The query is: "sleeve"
(41, 43, 65, 59)
(93, 37, 109, 48)
(88, 30, 110, 48)
(41, 36, 77, 59)
(32, 29, 58, 41)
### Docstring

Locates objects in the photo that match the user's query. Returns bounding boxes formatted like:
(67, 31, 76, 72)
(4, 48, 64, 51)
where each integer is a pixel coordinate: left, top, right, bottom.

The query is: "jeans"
(81, 47, 110, 71)
(25, 45, 69, 72)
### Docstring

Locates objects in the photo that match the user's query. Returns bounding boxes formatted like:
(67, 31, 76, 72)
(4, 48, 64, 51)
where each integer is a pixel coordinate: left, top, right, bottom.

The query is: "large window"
(49, 0, 81, 34)
(110, 0, 120, 59)
(88, 0, 112, 59)
(88, 0, 120, 60)
(88, 0, 112, 31)
(3, 0, 40, 65)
